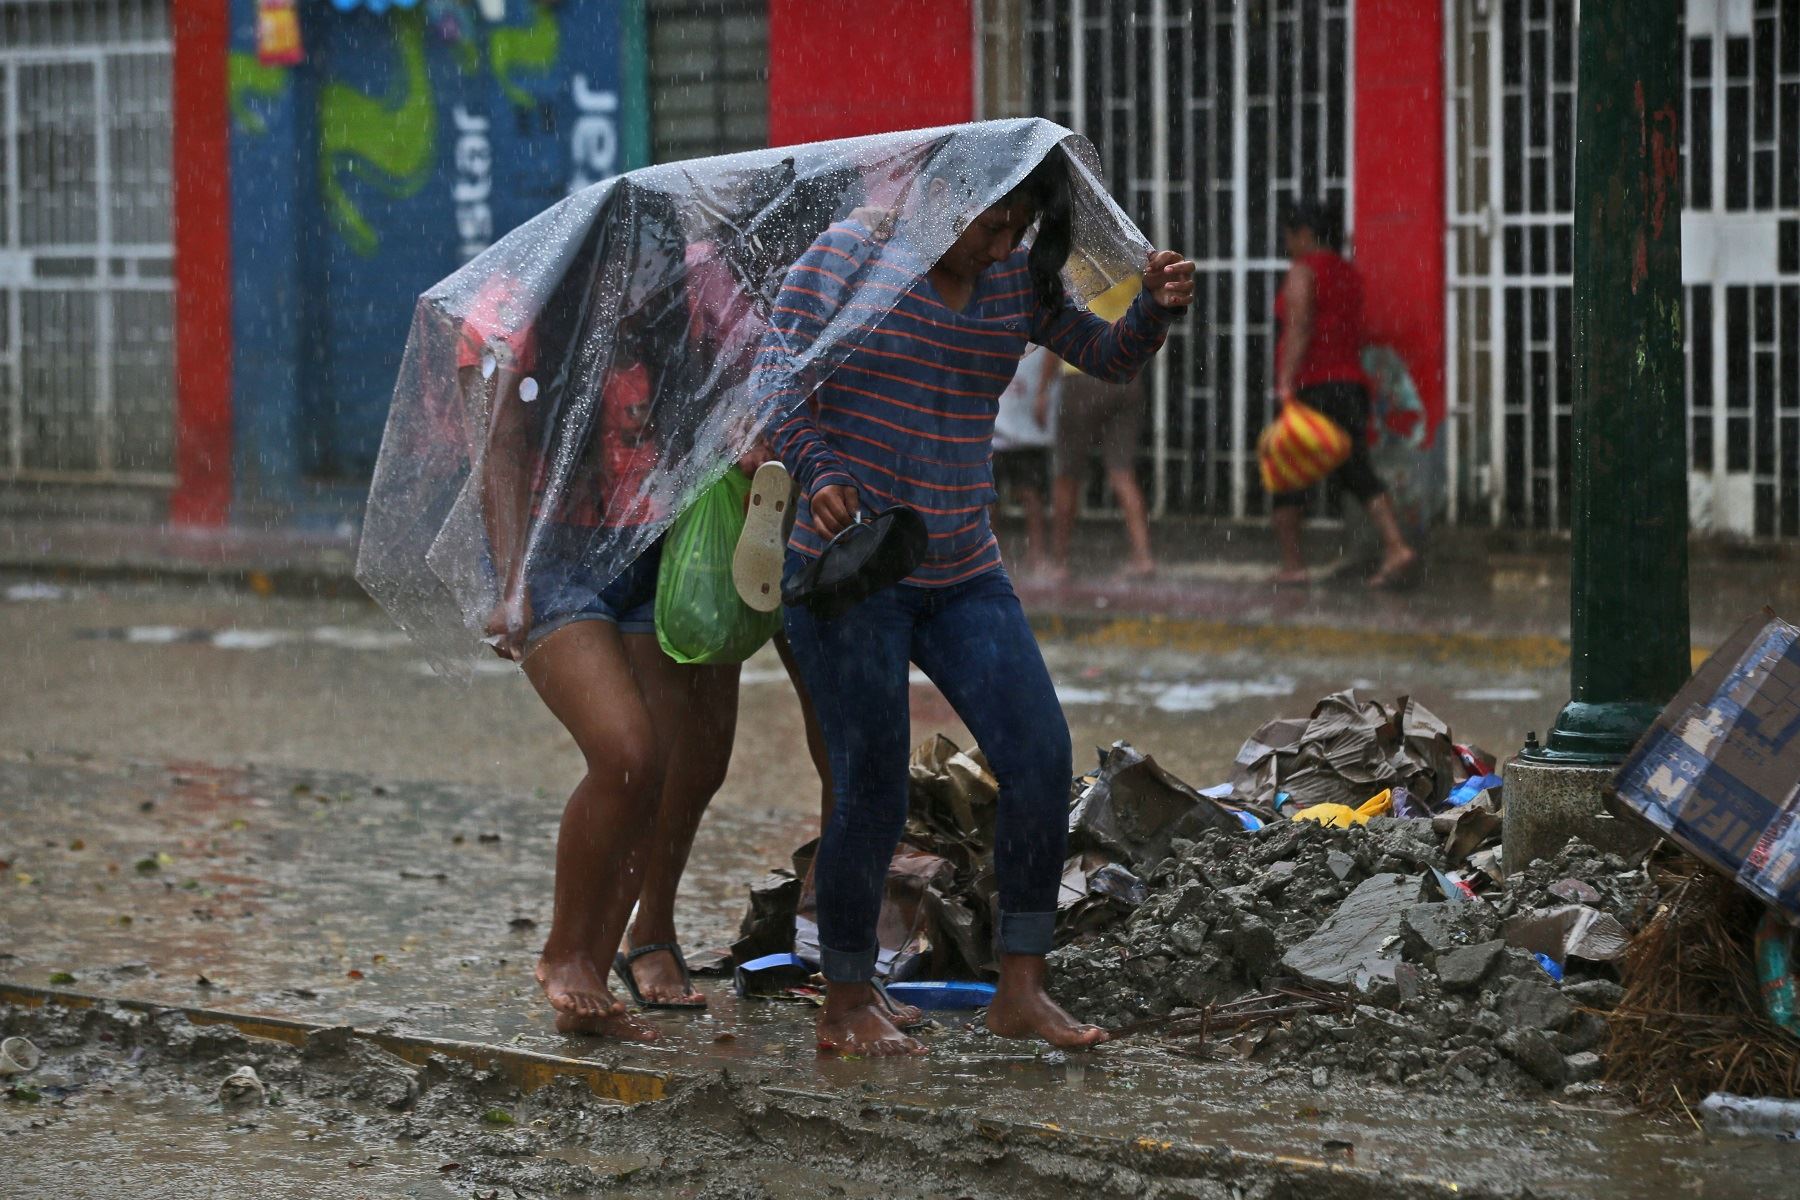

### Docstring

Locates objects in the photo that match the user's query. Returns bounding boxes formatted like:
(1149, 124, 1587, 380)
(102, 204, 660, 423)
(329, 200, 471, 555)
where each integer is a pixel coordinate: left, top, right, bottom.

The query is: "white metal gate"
(0, 0, 174, 484)
(1446, 0, 1800, 537)
(997, 0, 1354, 517)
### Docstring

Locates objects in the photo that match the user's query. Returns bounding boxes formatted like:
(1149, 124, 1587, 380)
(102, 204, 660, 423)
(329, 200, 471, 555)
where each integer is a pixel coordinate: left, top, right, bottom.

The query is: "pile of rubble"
(730, 688, 1658, 1096)
(1050, 822, 1636, 1094)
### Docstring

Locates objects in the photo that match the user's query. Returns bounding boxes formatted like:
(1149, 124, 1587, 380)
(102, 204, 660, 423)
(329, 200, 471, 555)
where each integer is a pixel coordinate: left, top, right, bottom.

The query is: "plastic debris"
(0, 1036, 41, 1078)
(217, 1065, 266, 1111)
(356, 119, 1155, 674)
(1700, 1093, 1800, 1140)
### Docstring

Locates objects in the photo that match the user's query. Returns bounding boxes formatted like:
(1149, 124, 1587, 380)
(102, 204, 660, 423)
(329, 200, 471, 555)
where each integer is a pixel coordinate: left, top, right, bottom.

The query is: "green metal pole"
(1526, 0, 1689, 765)
(619, 0, 652, 171)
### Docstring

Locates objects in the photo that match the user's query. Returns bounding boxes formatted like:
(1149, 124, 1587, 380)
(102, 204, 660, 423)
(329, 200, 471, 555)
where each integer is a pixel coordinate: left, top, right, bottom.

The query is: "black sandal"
(613, 942, 707, 1010)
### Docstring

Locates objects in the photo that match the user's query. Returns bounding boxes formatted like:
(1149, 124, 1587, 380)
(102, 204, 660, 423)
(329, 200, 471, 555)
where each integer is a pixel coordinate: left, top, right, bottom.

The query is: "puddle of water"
(1144, 677, 1296, 713)
(1453, 687, 1545, 703)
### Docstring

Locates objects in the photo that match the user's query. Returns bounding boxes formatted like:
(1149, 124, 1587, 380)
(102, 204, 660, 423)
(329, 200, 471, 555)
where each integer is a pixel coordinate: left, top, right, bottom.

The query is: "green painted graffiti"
(318, 13, 436, 257)
(227, 51, 290, 135)
(489, 3, 561, 108)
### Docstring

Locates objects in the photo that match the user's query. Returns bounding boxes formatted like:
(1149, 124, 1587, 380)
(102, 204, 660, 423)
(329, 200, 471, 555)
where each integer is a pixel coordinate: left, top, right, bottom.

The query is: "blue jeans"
(782, 560, 1072, 983)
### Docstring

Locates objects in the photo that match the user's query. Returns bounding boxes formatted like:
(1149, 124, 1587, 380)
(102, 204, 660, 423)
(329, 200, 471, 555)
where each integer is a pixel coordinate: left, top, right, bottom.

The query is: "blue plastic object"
(1447, 773, 1504, 807)
(880, 981, 997, 1010)
(1532, 952, 1564, 982)
(733, 952, 813, 998)
(1233, 809, 1264, 832)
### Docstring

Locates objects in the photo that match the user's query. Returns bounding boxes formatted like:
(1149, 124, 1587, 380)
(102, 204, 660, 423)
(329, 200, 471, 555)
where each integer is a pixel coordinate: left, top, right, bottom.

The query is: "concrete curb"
(2, 980, 1477, 1198)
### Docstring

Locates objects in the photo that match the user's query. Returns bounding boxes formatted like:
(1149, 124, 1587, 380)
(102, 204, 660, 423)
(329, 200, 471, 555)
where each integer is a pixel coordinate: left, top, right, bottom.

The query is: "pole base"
(1501, 756, 1659, 872)
(1517, 700, 1663, 766)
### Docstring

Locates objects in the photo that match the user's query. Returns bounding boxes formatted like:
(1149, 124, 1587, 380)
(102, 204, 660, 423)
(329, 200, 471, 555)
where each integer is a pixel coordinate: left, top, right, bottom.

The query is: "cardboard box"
(1611, 610, 1800, 918)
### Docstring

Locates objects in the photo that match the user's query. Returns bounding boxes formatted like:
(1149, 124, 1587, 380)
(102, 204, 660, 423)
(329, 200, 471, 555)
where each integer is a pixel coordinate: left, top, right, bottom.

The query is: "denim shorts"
(524, 525, 663, 652)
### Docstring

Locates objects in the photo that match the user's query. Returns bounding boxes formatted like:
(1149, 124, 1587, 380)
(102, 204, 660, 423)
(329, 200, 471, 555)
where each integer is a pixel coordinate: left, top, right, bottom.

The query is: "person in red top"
(1270, 199, 1418, 589)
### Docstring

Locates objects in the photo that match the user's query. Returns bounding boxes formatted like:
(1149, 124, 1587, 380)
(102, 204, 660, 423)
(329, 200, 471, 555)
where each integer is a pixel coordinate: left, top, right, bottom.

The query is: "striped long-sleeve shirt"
(757, 220, 1175, 587)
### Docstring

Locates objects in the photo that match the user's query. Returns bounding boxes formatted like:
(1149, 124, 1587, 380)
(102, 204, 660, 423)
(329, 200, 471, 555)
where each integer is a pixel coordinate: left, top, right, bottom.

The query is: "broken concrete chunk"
(1327, 850, 1357, 881)
(1279, 873, 1418, 987)
(1436, 940, 1506, 993)
(1498, 978, 1577, 1034)
(1562, 979, 1625, 1009)
(1563, 1050, 1603, 1083)
(1547, 877, 1602, 905)
(1400, 903, 1470, 964)
(1258, 860, 1299, 896)
(1498, 1027, 1569, 1088)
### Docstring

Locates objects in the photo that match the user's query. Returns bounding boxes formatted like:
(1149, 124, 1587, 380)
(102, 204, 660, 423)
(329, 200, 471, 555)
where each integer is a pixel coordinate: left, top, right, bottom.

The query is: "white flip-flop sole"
(733, 460, 793, 612)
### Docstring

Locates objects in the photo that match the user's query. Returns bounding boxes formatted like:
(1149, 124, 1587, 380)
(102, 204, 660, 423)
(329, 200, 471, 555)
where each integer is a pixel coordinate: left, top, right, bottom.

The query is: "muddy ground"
(5, 577, 1798, 1196)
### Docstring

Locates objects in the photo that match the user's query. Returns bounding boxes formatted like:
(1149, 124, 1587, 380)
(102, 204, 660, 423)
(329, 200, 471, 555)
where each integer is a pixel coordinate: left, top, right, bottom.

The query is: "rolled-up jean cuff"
(998, 911, 1057, 957)
(819, 942, 879, 984)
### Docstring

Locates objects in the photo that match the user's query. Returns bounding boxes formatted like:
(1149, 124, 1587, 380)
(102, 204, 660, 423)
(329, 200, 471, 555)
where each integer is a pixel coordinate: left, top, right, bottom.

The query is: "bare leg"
(1018, 486, 1049, 574)
(522, 622, 665, 1040)
(776, 633, 834, 828)
(1363, 493, 1419, 587)
(622, 657, 740, 1005)
(985, 953, 1110, 1049)
(1270, 504, 1308, 585)
(1048, 474, 1080, 584)
(1105, 466, 1156, 577)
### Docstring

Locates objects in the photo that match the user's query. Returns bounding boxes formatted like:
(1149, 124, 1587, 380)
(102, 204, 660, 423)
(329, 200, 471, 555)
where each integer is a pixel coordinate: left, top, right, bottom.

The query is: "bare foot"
(1367, 547, 1419, 590)
(1124, 557, 1158, 581)
(817, 986, 927, 1057)
(621, 943, 705, 1006)
(985, 979, 1109, 1050)
(1043, 563, 1072, 587)
(536, 953, 660, 1040)
(1269, 567, 1311, 588)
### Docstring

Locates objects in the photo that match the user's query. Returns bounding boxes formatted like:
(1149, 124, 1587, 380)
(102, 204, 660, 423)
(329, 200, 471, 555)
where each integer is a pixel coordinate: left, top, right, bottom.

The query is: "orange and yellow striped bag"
(1257, 400, 1353, 494)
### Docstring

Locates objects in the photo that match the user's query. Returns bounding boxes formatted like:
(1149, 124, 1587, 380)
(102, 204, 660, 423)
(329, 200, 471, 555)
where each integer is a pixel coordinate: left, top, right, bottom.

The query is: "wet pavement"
(3, 573, 1566, 804)
(6, 571, 1800, 1195)
(5, 753, 1799, 1198)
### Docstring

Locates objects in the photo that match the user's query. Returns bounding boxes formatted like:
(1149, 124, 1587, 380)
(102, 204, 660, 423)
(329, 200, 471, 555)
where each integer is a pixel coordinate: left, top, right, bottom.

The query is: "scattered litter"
(0, 1036, 41, 1077)
(217, 1064, 266, 1111)
(1504, 904, 1630, 964)
(1700, 1093, 1800, 1141)
(882, 981, 996, 1010)
(1611, 610, 1800, 917)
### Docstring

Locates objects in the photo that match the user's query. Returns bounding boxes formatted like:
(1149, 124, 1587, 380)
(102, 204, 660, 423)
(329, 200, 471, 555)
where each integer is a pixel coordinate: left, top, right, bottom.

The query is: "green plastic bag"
(656, 470, 783, 664)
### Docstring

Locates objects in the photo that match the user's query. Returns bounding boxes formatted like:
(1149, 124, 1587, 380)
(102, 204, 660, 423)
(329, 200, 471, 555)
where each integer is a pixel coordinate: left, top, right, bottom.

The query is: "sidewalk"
(5, 513, 1797, 660)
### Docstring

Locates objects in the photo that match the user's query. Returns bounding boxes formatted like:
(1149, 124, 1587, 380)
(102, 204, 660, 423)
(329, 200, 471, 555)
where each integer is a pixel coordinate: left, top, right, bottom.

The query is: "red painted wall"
(169, 0, 234, 525)
(1353, 0, 1446, 441)
(767, 0, 974, 145)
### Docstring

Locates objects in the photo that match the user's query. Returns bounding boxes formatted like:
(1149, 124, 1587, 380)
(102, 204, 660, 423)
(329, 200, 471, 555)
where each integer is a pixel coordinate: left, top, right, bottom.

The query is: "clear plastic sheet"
(355, 118, 1152, 675)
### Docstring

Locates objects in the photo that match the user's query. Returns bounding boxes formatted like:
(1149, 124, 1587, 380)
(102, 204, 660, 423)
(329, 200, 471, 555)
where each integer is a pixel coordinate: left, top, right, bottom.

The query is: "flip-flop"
(871, 979, 930, 1031)
(613, 942, 707, 1009)
(733, 460, 793, 613)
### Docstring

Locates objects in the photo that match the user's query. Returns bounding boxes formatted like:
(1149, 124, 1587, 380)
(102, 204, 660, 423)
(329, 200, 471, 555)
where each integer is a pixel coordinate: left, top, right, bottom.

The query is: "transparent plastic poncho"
(356, 118, 1153, 675)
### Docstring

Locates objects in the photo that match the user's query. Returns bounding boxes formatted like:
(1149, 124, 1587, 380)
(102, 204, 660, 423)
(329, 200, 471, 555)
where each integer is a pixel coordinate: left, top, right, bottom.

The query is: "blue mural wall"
(227, 0, 643, 511)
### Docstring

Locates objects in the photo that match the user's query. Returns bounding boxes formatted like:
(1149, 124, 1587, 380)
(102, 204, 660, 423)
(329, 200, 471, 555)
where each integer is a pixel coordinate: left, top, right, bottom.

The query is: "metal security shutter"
(0, 0, 174, 484)
(1447, 0, 1800, 538)
(646, 0, 768, 163)
(1006, 0, 1354, 518)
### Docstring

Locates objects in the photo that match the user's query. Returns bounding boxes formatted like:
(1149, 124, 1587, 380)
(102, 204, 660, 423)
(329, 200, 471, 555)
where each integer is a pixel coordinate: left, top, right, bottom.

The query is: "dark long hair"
(1010, 152, 1073, 310)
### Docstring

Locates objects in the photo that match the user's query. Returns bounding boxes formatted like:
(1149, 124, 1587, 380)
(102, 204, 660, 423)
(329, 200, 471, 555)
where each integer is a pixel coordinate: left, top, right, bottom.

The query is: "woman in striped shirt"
(760, 150, 1194, 1056)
